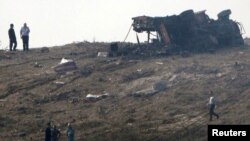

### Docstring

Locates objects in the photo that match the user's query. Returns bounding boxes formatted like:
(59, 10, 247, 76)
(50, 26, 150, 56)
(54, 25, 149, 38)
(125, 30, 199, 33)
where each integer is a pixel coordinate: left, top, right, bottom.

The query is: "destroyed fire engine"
(132, 9, 244, 52)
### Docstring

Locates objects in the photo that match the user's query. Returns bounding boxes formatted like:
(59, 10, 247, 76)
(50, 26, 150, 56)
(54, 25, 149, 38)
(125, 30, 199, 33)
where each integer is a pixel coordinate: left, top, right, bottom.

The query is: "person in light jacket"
(20, 23, 30, 51)
(208, 91, 219, 121)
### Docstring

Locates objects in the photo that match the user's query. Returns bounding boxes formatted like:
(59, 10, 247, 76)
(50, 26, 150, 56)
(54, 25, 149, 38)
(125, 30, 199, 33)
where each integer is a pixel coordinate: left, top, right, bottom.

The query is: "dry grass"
(0, 42, 250, 141)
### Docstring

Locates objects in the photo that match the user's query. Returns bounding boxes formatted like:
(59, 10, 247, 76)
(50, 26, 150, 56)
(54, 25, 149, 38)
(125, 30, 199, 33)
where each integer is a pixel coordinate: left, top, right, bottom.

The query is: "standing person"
(45, 122, 51, 141)
(66, 123, 75, 141)
(208, 92, 219, 121)
(8, 24, 17, 51)
(20, 23, 30, 51)
(51, 125, 61, 141)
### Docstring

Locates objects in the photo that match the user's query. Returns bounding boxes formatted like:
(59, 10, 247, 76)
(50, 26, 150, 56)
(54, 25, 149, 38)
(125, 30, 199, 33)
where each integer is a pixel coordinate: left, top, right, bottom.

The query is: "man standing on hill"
(8, 24, 17, 51)
(20, 23, 30, 51)
(208, 92, 219, 121)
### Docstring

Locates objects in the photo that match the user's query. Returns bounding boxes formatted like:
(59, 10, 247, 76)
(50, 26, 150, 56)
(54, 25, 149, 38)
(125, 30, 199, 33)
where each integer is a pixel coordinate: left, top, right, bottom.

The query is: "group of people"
(45, 122, 74, 141)
(8, 23, 30, 51)
(42, 93, 218, 141)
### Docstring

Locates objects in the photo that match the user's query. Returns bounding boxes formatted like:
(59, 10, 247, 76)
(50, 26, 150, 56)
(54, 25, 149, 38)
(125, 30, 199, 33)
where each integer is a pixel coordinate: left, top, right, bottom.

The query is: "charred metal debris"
(109, 9, 245, 57)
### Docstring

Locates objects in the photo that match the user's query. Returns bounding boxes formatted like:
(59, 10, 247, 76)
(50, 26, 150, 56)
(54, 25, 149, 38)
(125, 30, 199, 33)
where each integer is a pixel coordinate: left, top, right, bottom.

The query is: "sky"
(0, 0, 250, 48)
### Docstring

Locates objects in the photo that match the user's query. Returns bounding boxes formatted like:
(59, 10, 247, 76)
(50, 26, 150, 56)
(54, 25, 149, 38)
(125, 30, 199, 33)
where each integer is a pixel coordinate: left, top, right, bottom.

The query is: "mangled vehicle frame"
(132, 9, 244, 52)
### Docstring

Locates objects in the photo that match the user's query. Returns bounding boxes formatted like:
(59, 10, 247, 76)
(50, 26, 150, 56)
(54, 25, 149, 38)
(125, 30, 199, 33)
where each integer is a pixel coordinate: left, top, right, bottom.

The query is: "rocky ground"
(0, 41, 250, 141)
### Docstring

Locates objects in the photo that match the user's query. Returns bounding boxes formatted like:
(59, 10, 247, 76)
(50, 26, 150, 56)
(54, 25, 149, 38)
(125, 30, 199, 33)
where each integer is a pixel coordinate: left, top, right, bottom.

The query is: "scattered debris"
(85, 93, 109, 102)
(169, 75, 177, 82)
(53, 81, 65, 88)
(130, 80, 167, 97)
(156, 62, 164, 65)
(40, 47, 49, 53)
(0, 99, 7, 102)
(97, 52, 108, 57)
(216, 73, 224, 78)
(34, 62, 42, 68)
(53, 58, 77, 74)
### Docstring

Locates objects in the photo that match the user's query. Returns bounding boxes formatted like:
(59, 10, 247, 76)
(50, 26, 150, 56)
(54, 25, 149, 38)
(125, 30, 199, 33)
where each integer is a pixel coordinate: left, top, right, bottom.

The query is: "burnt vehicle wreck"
(132, 9, 244, 52)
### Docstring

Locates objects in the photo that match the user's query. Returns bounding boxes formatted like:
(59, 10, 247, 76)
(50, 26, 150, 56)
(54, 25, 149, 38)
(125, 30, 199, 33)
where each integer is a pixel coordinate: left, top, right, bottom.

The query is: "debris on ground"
(97, 52, 108, 57)
(53, 58, 77, 74)
(53, 81, 65, 88)
(156, 62, 164, 65)
(85, 93, 109, 102)
(0, 99, 7, 102)
(40, 47, 49, 53)
(130, 80, 167, 97)
(34, 62, 43, 68)
(169, 75, 177, 82)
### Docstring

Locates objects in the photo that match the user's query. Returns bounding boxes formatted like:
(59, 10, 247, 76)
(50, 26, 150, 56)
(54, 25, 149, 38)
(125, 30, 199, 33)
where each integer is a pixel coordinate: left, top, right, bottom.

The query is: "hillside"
(0, 42, 250, 141)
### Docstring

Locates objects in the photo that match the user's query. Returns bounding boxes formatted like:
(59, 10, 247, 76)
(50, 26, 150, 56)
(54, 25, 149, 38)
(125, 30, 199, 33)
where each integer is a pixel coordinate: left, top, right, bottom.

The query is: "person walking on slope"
(66, 123, 75, 141)
(20, 23, 30, 51)
(8, 24, 17, 51)
(208, 93, 219, 121)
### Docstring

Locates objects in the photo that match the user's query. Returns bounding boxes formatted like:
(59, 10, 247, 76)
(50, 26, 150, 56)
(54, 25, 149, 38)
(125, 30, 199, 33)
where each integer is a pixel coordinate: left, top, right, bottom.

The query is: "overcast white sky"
(0, 0, 249, 48)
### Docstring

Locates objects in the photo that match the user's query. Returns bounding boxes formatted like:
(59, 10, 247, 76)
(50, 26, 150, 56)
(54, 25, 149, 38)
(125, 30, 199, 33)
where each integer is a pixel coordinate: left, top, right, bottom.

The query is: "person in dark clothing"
(8, 24, 17, 51)
(45, 122, 51, 141)
(66, 123, 75, 141)
(20, 23, 30, 51)
(208, 94, 219, 121)
(51, 125, 61, 141)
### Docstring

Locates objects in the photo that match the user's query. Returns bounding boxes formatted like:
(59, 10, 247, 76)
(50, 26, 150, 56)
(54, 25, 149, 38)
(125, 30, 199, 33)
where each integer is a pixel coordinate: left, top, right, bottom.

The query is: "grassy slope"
(0, 42, 250, 141)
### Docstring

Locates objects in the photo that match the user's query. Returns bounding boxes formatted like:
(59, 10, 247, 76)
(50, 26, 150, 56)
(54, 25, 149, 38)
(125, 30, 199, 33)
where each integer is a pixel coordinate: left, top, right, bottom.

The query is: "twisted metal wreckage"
(131, 9, 244, 52)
